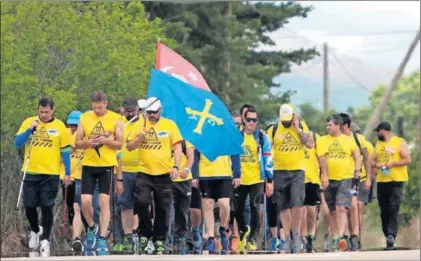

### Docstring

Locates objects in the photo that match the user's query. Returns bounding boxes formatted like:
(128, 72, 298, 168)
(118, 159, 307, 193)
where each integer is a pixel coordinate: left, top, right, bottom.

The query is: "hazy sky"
(267, 1, 420, 74)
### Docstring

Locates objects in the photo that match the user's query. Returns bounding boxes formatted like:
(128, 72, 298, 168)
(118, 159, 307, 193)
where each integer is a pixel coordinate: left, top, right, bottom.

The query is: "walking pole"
(263, 195, 267, 251)
(15, 138, 35, 211)
(356, 178, 362, 250)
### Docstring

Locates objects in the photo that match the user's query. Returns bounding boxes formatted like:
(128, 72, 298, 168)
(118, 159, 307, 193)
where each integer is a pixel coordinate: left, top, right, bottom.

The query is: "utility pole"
(363, 29, 421, 140)
(323, 42, 329, 113)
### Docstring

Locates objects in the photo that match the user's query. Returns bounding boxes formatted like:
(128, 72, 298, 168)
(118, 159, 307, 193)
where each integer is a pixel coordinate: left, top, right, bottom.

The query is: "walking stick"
(15, 137, 35, 211)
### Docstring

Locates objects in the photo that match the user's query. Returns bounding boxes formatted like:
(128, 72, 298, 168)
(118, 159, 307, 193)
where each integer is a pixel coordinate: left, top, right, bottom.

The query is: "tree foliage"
(1, 2, 167, 254)
(143, 1, 319, 123)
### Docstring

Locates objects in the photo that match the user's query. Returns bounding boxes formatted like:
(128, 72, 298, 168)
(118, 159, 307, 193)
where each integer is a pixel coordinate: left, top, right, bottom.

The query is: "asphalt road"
(2, 250, 420, 261)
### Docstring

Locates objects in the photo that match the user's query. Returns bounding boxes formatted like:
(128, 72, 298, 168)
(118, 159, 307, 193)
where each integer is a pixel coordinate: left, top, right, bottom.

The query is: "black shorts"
(273, 170, 305, 211)
(190, 186, 202, 209)
(23, 174, 60, 208)
(324, 179, 353, 211)
(199, 179, 232, 201)
(304, 183, 321, 206)
(81, 166, 113, 195)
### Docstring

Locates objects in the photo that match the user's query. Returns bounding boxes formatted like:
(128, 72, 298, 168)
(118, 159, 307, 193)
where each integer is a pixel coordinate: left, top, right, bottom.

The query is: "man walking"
(371, 121, 411, 250)
(266, 104, 314, 253)
(75, 91, 124, 255)
(14, 97, 71, 257)
(127, 97, 183, 255)
(317, 114, 361, 252)
(235, 107, 273, 253)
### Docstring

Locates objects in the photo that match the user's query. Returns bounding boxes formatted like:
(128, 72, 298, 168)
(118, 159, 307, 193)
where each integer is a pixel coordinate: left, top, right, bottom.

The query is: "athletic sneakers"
(28, 226, 43, 250)
(247, 238, 257, 251)
(323, 233, 331, 252)
(144, 238, 155, 254)
(300, 236, 308, 253)
(386, 235, 395, 250)
(239, 225, 251, 253)
(173, 237, 187, 255)
(111, 243, 123, 253)
(132, 234, 139, 255)
(85, 223, 99, 251)
(205, 238, 217, 254)
(123, 234, 134, 254)
(96, 237, 108, 256)
(291, 231, 302, 253)
(219, 228, 230, 254)
(306, 235, 316, 253)
(39, 239, 50, 257)
(230, 236, 240, 253)
(154, 240, 166, 255)
(270, 237, 279, 251)
(338, 237, 348, 251)
(350, 235, 360, 251)
(192, 227, 202, 254)
(72, 237, 84, 252)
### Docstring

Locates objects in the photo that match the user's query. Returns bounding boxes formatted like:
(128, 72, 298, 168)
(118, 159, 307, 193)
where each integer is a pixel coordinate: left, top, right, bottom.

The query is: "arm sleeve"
(262, 133, 274, 180)
(14, 128, 33, 148)
(60, 148, 71, 176)
(231, 154, 241, 178)
(192, 149, 200, 179)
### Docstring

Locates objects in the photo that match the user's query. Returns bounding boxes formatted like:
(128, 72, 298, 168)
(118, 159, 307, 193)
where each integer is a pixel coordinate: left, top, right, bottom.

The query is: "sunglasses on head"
(146, 110, 159, 114)
(246, 118, 258, 123)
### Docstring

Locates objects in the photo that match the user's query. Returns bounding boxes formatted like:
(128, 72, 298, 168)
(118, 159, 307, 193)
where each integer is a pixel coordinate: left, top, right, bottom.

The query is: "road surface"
(2, 250, 420, 261)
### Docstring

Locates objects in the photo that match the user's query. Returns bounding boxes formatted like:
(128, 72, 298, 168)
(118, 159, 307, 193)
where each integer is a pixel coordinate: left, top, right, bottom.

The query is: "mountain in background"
(272, 53, 395, 112)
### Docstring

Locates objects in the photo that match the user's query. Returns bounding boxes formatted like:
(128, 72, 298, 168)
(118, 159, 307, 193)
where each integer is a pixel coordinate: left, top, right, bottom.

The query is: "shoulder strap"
(258, 130, 264, 153)
(272, 122, 278, 140)
(181, 140, 187, 156)
(352, 131, 361, 150)
(312, 131, 316, 149)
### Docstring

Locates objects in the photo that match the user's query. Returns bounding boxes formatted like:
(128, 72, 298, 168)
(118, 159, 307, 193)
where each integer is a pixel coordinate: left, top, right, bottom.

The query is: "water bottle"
(381, 166, 391, 176)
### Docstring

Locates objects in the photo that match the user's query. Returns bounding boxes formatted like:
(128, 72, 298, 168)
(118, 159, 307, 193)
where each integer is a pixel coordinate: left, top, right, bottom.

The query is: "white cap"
(145, 97, 162, 111)
(279, 104, 294, 121)
(137, 99, 147, 109)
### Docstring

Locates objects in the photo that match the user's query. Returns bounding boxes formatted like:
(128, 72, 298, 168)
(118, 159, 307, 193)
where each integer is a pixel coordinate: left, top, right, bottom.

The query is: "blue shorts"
(23, 174, 60, 208)
(117, 172, 137, 210)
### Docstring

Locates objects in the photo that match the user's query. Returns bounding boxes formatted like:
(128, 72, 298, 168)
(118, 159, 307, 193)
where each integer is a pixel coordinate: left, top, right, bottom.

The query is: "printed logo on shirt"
(71, 149, 84, 161)
(327, 140, 346, 159)
(241, 145, 256, 163)
(140, 127, 162, 150)
(89, 121, 112, 139)
(277, 132, 301, 152)
(32, 127, 53, 148)
(157, 131, 169, 138)
(47, 129, 58, 136)
(378, 146, 391, 163)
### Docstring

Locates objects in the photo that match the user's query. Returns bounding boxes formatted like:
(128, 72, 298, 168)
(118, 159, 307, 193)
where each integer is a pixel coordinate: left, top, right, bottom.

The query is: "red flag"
(156, 41, 211, 92)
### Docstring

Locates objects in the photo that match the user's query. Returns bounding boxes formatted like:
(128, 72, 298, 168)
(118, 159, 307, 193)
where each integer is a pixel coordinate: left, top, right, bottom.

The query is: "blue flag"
(147, 69, 244, 161)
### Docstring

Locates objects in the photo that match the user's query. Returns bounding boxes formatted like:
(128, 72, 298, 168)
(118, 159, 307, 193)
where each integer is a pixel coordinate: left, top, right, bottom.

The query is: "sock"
(25, 207, 40, 233)
(40, 206, 54, 241)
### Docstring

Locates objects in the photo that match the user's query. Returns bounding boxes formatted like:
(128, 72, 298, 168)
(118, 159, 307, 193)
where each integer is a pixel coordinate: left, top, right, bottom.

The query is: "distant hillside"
(272, 53, 394, 111)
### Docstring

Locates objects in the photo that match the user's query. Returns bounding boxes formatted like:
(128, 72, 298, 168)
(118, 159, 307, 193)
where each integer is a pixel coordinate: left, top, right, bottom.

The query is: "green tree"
(1, 1, 166, 254)
(143, 1, 318, 123)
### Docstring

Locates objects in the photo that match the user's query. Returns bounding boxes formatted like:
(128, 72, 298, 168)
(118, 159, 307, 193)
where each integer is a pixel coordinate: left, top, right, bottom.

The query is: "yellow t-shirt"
(132, 117, 183, 175)
(317, 134, 358, 180)
(360, 137, 374, 181)
(240, 133, 263, 185)
(16, 116, 70, 176)
(304, 132, 320, 185)
(347, 133, 368, 180)
(121, 117, 143, 173)
(80, 111, 122, 167)
(267, 121, 310, 171)
(375, 136, 408, 183)
(199, 155, 233, 179)
(60, 130, 84, 180)
(173, 141, 194, 182)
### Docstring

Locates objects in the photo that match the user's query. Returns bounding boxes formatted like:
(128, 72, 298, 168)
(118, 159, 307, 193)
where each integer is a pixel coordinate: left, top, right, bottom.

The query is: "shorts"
(199, 179, 232, 201)
(190, 186, 202, 209)
(324, 178, 353, 211)
(304, 183, 321, 206)
(23, 174, 60, 208)
(357, 181, 373, 204)
(273, 170, 305, 211)
(117, 172, 137, 210)
(81, 166, 113, 195)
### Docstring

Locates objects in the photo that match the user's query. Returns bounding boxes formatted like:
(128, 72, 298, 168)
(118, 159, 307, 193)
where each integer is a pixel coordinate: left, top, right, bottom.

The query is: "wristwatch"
(172, 166, 179, 171)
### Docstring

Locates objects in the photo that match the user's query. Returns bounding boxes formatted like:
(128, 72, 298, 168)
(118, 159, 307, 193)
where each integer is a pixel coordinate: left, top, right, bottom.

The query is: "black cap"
(373, 121, 392, 132)
(122, 97, 138, 108)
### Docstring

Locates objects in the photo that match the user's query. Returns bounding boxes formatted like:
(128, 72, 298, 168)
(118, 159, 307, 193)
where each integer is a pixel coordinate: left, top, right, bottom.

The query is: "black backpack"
(271, 120, 304, 140)
(352, 131, 362, 150)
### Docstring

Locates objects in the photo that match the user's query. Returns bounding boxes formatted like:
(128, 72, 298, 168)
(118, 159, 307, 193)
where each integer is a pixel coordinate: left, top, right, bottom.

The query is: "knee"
(81, 195, 92, 207)
(337, 206, 346, 213)
(202, 199, 214, 211)
(358, 202, 365, 212)
(218, 199, 230, 210)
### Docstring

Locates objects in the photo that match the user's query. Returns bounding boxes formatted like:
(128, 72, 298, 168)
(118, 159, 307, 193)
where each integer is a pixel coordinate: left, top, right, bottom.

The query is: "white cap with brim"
(279, 104, 294, 121)
(145, 97, 162, 111)
(138, 99, 147, 110)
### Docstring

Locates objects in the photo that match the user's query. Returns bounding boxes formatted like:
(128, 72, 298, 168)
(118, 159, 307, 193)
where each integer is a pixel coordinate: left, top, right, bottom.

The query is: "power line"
(329, 50, 372, 93)
(271, 29, 419, 40)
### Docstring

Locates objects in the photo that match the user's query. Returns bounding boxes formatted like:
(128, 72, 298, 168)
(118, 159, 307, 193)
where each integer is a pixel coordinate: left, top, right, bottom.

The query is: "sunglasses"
(246, 118, 258, 123)
(146, 110, 159, 114)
